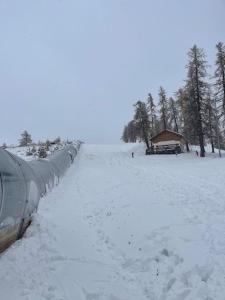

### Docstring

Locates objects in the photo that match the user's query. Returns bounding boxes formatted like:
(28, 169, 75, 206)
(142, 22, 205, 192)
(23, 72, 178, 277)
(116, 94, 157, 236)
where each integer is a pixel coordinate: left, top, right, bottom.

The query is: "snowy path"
(1, 144, 225, 300)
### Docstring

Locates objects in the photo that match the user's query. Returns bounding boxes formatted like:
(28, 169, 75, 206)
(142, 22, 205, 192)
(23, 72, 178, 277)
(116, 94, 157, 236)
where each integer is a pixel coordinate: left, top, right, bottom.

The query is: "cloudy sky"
(0, 0, 224, 144)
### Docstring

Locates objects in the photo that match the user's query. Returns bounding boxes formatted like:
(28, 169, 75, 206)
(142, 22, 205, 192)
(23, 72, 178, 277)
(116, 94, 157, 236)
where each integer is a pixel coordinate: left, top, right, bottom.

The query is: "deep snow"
(1, 144, 225, 300)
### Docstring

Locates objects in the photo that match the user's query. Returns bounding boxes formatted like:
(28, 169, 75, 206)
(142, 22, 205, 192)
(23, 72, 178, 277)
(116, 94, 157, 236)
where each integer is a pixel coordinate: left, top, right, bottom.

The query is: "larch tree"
(158, 87, 169, 130)
(127, 120, 138, 142)
(146, 93, 158, 139)
(121, 125, 129, 143)
(214, 42, 225, 122)
(204, 91, 216, 153)
(133, 101, 150, 149)
(185, 45, 209, 157)
(122, 120, 138, 143)
(176, 87, 194, 151)
(168, 97, 179, 133)
(180, 85, 200, 145)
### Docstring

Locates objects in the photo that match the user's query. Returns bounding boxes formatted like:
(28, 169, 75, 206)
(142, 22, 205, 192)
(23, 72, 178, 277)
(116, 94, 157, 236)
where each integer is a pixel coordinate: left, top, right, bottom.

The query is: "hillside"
(0, 144, 225, 300)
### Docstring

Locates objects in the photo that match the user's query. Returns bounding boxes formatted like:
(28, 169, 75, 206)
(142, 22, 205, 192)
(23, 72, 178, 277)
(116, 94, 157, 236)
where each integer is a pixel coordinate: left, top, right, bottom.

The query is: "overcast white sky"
(0, 0, 224, 144)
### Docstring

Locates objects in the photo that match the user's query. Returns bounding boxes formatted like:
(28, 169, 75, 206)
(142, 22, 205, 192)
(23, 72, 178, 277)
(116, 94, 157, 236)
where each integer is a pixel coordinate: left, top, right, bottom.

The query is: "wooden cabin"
(147, 130, 186, 154)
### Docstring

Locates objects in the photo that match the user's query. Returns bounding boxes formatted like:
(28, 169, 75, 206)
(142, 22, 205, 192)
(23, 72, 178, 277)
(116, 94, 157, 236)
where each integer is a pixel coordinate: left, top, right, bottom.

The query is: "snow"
(6, 143, 77, 161)
(7, 146, 35, 161)
(1, 143, 225, 299)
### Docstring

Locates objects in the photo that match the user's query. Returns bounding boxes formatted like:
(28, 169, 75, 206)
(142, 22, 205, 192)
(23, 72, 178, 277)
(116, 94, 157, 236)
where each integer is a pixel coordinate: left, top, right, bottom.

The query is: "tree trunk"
(162, 101, 167, 130)
(186, 142, 190, 152)
(171, 100, 179, 132)
(174, 117, 179, 133)
(213, 96, 222, 158)
(211, 140, 215, 153)
(209, 121, 215, 153)
(208, 102, 214, 153)
(141, 119, 150, 149)
(163, 117, 166, 130)
(194, 50, 205, 157)
(144, 136, 150, 149)
(198, 119, 205, 157)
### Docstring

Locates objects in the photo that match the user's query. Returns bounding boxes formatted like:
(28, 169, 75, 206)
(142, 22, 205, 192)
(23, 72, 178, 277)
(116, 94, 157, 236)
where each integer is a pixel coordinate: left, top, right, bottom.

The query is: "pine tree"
(158, 87, 169, 130)
(133, 101, 150, 149)
(19, 130, 32, 146)
(185, 45, 209, 157)
(214, 42, 225, 121)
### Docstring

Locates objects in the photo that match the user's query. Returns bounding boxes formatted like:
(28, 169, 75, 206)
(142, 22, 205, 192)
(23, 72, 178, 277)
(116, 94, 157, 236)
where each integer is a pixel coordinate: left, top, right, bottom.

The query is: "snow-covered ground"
(6, 142, 79, 161)
(7, 146, 36, 161)
(1, 143, 225, 299)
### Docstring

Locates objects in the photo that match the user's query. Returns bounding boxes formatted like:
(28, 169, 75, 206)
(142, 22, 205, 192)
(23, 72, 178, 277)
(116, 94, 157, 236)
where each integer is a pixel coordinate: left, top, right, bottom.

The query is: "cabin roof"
(151, 130, 184, 142)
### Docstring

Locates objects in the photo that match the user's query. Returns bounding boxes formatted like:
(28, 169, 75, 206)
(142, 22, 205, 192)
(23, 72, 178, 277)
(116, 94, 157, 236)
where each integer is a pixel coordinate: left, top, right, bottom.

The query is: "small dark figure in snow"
(196, 150, 199, 157)
(132, 152, 134, 158)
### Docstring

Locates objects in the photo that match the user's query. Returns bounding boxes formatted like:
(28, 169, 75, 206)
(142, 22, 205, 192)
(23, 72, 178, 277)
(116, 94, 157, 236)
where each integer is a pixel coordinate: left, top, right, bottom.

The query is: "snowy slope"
(1, 144, 225, 299)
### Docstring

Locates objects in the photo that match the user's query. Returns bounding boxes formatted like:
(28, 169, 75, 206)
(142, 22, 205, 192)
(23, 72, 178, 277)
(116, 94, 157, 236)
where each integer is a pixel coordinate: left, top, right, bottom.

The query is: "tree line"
(122, 43, 225, 157)
(18, 130, 62, 148)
